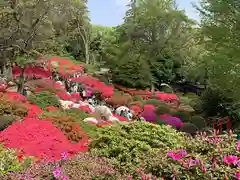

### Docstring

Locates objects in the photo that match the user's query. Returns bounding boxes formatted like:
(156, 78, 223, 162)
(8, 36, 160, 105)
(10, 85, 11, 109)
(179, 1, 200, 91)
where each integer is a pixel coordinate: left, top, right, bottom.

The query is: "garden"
(1, 0, 240, 179)
(0, 55, 236, 180)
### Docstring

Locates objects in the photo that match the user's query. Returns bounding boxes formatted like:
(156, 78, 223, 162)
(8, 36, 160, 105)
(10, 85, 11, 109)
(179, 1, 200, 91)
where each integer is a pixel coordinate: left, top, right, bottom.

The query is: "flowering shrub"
(89, 122, 185, 173)
(139, 132, 239, 179)
(4, 92, 27, 103)
(28, 91, 61, 109)
(26, 79, 65, 94)
(40, 112, 87, 143)
(69, 75, 114, 99)
(159, 114, 183, 129)
(140, 109, 157, 123)
(0, 117, 88, 162)
(12, 66, 51, 79)
(1, 153, 126, 180)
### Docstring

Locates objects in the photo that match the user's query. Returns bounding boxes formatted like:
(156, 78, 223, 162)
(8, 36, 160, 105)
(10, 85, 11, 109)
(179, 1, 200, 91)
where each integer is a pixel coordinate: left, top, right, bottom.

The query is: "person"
(81, 89, 86, 101)
(86, 86, 92, 100)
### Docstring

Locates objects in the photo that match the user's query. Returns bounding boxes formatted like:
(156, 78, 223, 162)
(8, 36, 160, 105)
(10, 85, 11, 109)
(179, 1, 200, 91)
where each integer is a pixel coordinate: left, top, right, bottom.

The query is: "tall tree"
(197, 0, 240, 100)
(107, 0, 196, 89)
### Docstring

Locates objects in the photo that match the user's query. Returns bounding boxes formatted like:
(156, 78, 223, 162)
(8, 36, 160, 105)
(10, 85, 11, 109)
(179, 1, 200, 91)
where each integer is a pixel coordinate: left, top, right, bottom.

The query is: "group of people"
(52, 72, 134, 121)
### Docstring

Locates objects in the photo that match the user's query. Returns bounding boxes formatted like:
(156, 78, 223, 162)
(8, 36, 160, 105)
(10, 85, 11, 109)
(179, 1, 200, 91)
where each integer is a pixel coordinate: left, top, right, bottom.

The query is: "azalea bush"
(28, 91, 61, 109)
(40, 111, 86, 143)
(140, 132, 238, 179)
(41, 110, 97, 139)
(1, 153, 124, 180)
(89, 122, 185, 173)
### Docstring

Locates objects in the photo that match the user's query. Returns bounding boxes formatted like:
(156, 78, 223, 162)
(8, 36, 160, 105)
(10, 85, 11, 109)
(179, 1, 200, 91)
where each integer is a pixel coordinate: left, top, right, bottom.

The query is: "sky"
(87, 0, 200, 26)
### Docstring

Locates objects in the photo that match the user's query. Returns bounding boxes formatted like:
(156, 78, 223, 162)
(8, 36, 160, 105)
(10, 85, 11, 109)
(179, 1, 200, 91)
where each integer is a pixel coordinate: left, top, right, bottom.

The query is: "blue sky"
(87, 0, 199, 26)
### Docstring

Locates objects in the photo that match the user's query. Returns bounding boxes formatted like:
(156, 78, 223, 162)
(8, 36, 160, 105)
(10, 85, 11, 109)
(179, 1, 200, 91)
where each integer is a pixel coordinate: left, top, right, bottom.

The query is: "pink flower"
(236, 141, 240, 152)
(61, 176, 68, 180)
(167, 149, 187, 161)
(53, 167, 62, 178)
(235, 172, 240, 180)
(61, 152, 67, 160)
(224, 155, 238, 165)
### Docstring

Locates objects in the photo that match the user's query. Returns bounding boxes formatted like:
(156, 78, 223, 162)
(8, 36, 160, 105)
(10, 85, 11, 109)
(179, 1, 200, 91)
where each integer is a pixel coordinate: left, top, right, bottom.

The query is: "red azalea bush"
(26, 79, 65, 94)
(56, 91, 71, 101)
(4, 92, 27, 103)
(70, 75, 114, 99)
(0, 117, 88, 162)
(143, 104, 156, 111)
(42, 56, 83, 77)
(129, 105, 142, 115)
(12, 65, 51, 79)
(40, 113, 87, 144)
(70, 92, 82, 102)
(115, 85, 179, 103)
(79, 105, 92, 114)
(24, 104, 43, 118)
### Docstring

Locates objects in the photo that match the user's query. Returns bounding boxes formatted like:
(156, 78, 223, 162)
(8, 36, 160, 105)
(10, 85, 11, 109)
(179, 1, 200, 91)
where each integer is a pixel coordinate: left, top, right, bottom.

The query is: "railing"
(210, 116, 232, 135)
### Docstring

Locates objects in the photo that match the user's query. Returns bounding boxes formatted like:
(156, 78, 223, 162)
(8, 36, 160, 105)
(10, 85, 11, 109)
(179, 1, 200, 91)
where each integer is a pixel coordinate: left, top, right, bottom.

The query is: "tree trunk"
(151, 82, 155, 97)
(85, 41, 90, 64)
(6, 64, 12, 82)
(17, 67, 25, 94)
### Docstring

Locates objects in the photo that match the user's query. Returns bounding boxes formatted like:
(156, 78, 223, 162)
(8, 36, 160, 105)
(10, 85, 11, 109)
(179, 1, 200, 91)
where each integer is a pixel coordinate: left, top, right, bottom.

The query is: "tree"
(197, 0, 240, 101)
(0, 0, 90, 93)
(105, 0, 196, 90)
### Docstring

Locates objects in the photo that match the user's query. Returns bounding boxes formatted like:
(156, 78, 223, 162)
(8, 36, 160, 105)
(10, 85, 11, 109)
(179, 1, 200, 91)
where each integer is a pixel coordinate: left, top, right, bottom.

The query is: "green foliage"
(155, 103, 171, 115)
(190, 115, 206, 130)
(89, 122, 185, 173)
(200, 88, 230, 117)
(41, 109, 97, 138)
(0, 146, 32, 175)
(171, 111, 191, 122)
(28, 91, 60, 109)
(180, 122, 198, 136)
(111, 48, 152, 89)
(0, 116, 16, 131)
(0, 97, 27, 118)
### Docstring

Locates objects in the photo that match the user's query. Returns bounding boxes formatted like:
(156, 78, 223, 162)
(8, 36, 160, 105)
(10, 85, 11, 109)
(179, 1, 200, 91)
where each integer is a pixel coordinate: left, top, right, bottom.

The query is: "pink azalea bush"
(160, 114, 183, 129)
(141, 131, 239, 179)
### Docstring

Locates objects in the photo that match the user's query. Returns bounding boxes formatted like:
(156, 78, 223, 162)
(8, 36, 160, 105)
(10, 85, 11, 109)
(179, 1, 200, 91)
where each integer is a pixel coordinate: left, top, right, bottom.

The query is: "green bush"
(144, 99, 161, 106)
(0, 146, 32, 175)
(171, 111, 191, 122)
(0, 116, 16, 131)
(0, 97, 27, 118)
(41, 109, 97, 138)
(28, 91, 61, 109)
(180, 123, 199, 136)
(190, 115, 206, 130)
(200, 88, 231, 117)
(89, 122, 185, 173)
(155, 103, 171, 115)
